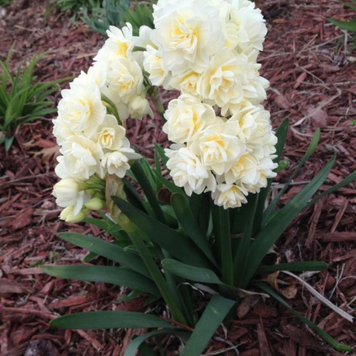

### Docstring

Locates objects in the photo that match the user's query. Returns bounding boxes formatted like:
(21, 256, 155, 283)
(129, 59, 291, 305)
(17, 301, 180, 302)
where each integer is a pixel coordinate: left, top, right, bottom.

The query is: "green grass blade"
(21, 53, 45, 88)
(180, 296, 236, 356)
(50, 311, 176, 330)
(42, 265, 160, 296)
(255, 282, 353, 352)
(4, 136, 14, 152)
(58, 232, 150, 279)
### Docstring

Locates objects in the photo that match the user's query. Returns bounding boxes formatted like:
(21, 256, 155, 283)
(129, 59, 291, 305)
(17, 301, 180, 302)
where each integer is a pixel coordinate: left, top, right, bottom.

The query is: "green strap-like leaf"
(131, 160, 167, 224)
(306, 170, 356, 209)
(124, 329, 190, 356)
(253, 118, 290, 234)
(255, 261, 328, 276)
(153, 170, 186, 196)
(123, 177, 148, 213)
(242, 155, 336, 288)
(328, 18, 356, 32)
(255, 282, 353, 352)
(162, 259, 223, 285)
(42, 265, 160, 296)
(127, 229, 188, 325)
(233, 193, 259, 287)
(111, 197, 213, 269)
(212, 205, 233, 285)
(171, 194, 219, 269)
(50, 311, 176, 330)
(154, 143, 169, 165)
(263, 129, 320, 224)
(58, 232, 151, 279)
(180, 296, 236, 356)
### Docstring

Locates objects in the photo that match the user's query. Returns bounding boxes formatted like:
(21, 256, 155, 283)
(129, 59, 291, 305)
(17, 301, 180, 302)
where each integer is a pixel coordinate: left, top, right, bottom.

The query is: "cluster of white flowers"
(53, 0, 278, 215)
(142, 0, 278, 209)
(52, 24, 153, 221)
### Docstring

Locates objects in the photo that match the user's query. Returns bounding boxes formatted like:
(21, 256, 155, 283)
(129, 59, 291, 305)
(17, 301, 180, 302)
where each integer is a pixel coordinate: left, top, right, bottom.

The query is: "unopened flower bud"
(129, 96, 153, 119)
(53, 179, 80, 207)
(105, 175, 135, 232)
(60, 206, 88, 223)
(85, 197, 104, 211)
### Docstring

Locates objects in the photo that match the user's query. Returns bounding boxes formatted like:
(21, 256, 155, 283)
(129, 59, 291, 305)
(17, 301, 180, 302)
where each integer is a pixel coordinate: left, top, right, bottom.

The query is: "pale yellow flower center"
(98, 127, 115, 148)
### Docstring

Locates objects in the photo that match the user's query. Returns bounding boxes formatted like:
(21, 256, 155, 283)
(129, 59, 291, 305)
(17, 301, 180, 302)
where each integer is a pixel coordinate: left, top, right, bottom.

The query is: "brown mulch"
(1, 0, 356, 355)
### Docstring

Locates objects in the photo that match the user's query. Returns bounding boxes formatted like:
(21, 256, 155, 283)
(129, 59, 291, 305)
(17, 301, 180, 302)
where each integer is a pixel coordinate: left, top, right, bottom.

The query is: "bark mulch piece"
(1, 0, 356, 355)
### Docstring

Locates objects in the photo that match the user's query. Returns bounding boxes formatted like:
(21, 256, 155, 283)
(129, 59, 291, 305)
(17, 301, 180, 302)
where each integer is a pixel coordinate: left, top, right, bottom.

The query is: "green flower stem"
(212, 205, 234, 286)
(101, 93, 121, 124)
(128, 228, 188, 325)
(151, 87, 165, 122)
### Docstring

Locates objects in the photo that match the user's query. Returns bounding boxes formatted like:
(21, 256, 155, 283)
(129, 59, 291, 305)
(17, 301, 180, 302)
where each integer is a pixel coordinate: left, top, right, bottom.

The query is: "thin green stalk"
(212, 205, 233, 286)
(150, 87, 165, 122)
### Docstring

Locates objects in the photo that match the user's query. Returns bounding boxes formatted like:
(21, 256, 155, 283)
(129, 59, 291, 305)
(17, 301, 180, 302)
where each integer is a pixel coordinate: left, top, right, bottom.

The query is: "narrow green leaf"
(343, 3, 356, 11)
(58, 232, 150, 279)
(50, 311, 176, 330)
(263, 129, 320, 224)
(256, 261, 328, 275)
(111, 197, 213, 269)
(171, 194, 218, 268)
(306, 170, 356, 209)
(4, 136, 14, 152)
(42, 265, 160, 296)
(153, 170, 186, 196)
(328, 18, 356, 32)
(162, 259, 223, 285)
(253, 118, 290, 234)
(180, 296, 236, 356)
(122, 178, 148, 213)
(131, 160, 167, 224)
(125, 330, 190, 356)
(212, 205, 233, 286)
(127, 229, 187, 325)
(242, 155, 336, 287)
(161, 251, 195, 327)
(255, 282, 353, 352)
(233, 193, 259, 287)
(154, 143, 168, 165)
(83, 217, 111, 230)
